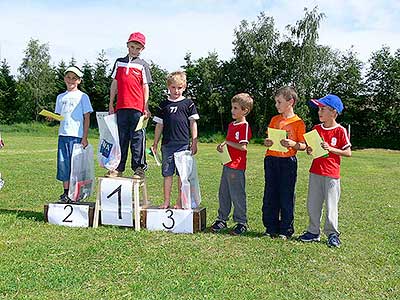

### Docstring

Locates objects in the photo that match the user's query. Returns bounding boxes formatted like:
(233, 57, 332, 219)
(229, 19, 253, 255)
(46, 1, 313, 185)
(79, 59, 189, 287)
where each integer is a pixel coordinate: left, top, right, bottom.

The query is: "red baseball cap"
(127, 32, 146, 46)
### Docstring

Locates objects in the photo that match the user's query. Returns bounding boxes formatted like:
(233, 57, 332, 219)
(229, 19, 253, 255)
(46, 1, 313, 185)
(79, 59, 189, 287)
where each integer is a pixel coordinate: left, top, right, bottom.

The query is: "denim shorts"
(161, 144, 189, 177)
(57, 136, 82, 181)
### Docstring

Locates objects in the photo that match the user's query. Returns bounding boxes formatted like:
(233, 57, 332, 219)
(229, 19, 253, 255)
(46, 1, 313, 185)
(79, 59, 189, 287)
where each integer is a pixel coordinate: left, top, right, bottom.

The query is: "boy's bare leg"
(174, 176, 182, 209)
(63, 181, 69, 190)
(160, 176, 173, 209)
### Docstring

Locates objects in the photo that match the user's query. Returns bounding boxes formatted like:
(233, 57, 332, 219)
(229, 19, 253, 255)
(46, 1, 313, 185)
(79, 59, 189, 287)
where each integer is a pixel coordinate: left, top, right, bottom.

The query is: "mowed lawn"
(0, 127, 399, 300)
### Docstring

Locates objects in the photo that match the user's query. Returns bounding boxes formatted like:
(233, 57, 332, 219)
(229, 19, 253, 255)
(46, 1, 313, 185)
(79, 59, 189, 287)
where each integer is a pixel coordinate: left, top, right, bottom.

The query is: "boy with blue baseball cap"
(299, 94, 351, 247)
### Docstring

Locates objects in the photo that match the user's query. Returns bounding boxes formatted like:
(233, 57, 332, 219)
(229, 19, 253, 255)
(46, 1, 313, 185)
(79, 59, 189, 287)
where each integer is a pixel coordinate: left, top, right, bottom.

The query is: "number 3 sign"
(146, 209, 194, 233)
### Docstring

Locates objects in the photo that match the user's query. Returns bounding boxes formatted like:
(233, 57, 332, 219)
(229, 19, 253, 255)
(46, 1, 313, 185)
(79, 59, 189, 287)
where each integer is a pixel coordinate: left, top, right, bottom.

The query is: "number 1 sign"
(100, 178, 133, 227)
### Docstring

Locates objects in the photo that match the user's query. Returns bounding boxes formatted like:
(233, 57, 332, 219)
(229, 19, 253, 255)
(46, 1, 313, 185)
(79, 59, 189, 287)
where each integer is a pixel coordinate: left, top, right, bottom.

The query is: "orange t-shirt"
(265, 114, 306, 158)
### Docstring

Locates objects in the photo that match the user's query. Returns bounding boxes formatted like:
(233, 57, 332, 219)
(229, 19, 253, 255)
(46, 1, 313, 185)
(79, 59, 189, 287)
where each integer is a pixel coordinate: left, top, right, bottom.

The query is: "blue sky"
(1, 0, 400, 75)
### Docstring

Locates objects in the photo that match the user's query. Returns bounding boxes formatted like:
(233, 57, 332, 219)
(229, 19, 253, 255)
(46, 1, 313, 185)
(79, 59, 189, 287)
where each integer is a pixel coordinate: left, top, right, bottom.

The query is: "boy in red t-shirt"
(210, 93, 253, 235)
(299, 94, 351, 248)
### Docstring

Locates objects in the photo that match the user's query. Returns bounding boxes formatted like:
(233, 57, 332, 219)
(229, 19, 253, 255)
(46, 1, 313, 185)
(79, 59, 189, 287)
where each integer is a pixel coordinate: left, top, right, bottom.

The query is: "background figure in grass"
(211, 93, 253, 236)
(107, 32, 153, 179)
(262, 86, 306, 239)
(299, 94, 352, 248)
(53, 66, 93, 203)
(152, 71, 199, 209)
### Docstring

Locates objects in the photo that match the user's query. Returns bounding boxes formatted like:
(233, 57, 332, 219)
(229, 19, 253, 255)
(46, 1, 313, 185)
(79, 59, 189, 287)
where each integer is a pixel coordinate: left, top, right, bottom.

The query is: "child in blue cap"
(299, 94, 352, 247)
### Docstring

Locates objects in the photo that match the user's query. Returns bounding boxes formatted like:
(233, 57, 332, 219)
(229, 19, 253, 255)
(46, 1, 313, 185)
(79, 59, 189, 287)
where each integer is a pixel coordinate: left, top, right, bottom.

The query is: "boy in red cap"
(299, 94, 352, 247)
(108, 32, 152, 179)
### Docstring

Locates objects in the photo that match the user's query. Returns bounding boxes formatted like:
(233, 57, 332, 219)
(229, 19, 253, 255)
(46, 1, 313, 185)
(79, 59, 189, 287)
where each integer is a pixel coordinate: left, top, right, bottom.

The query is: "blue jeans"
(262, 156, 298, 237)
(57, 136, 82, 182)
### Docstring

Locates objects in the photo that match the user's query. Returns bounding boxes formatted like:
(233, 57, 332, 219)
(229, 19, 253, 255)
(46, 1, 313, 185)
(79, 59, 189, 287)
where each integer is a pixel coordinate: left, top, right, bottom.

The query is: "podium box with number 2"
(93, 176, 149, 230)
(44, 202, 96, 228)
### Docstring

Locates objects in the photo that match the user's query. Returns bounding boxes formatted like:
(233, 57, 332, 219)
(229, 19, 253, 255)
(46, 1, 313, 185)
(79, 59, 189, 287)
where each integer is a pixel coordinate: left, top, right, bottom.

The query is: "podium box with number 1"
(93, 176, 149, 230)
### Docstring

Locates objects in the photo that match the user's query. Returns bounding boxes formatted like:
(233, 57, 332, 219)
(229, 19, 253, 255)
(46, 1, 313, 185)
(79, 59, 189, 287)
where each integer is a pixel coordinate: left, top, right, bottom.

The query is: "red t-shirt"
(309, 123, 351, 178)
(111, 56, 152, 112)
(225, 121, 252, 170)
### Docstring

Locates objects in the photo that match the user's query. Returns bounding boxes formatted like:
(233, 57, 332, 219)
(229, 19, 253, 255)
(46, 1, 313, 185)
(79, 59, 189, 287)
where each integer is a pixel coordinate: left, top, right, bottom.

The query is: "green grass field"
(0, 125, 399, 299)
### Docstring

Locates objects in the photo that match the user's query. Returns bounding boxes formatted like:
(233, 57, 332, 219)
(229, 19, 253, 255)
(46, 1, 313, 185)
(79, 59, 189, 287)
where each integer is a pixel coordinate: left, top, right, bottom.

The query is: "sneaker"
(230, 223, 247, 236)
(132, 167, 145, 179)
(278, 234, 288, 240)
(59, 193, 72, 204)
(105, 170, 122, 177)
(263, 231, 278, 238)
(327, 233, 341, 248)
(210, 220, 227, 232)
(299, 231, 320, 242)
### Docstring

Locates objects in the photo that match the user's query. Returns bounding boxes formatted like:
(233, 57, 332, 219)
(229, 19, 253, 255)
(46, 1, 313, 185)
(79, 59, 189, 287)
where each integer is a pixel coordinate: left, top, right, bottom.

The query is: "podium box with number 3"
(93, 176, 149, 230)
(140, 207, 206, 233)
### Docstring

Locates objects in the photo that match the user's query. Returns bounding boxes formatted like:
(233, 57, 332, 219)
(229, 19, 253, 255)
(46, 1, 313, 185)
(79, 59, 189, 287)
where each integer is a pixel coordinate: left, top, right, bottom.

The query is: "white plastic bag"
(96, 112, 121, 171)
(174, 150, 201, 209)
(69, 144, 95, 202)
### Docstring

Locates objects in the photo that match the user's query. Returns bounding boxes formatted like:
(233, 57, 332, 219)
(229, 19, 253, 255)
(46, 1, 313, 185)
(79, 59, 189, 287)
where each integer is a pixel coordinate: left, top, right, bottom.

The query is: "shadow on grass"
(0, 208, 44, 222)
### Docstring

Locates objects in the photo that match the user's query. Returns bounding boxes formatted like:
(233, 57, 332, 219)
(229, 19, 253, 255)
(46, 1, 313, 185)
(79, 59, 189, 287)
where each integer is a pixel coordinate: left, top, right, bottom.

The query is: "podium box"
(140, 207, 206, 233)
(44, 202, 95, 227)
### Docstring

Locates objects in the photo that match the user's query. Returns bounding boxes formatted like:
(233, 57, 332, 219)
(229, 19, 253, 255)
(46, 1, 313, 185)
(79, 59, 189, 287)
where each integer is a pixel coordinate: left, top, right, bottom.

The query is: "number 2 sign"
(100, 178, 133, 227)
(48, 203, 89, 227)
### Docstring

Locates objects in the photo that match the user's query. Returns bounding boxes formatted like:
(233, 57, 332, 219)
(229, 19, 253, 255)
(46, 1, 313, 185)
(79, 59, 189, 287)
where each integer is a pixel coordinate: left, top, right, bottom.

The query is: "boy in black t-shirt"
(152, 71, 199, 209)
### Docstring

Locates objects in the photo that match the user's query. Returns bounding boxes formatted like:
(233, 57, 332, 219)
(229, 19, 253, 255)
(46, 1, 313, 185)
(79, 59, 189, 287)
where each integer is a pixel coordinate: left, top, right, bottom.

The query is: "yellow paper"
(303, 129, 328, 158)
(217, 144, 232, 165)
(135, 115, 149, 131)
(39, 109, 64, 121)
(268, 127, 288, 152)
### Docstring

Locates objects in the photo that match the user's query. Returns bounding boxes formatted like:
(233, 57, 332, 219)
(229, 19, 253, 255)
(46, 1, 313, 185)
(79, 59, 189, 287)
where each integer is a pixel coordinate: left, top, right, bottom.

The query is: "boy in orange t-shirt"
(262, 86, 306, 239)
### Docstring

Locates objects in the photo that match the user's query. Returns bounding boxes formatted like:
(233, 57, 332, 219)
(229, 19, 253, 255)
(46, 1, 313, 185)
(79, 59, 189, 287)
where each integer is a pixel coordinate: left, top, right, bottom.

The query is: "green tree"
(92, 50, 111, 114)
(365, 46, 400, 148)
(17, 39, 56, 121)
(183, 52, 227, 132)
(0, 60, 18, 124)
(54, 60, 67, 96)
(148, 62, 168, 114)
(80, 61, 95, 97)
(230, 12, 279, 135)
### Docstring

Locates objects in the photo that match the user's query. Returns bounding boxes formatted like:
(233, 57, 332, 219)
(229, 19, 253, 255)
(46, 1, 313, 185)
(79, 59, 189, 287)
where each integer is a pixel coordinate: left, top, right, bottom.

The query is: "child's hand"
(45, 116, 53, 121)
(151, 144, 158, 155)
(280, 138, 295, 148)
(321, 142, 331, 151)
(306, 146, 313, 155)
(216, 142, 226, 153)
(191, 140, 198, 155)
(81, 137, 89, 149)
(264, 138, 273, 147)
(144, 109, 151, 119)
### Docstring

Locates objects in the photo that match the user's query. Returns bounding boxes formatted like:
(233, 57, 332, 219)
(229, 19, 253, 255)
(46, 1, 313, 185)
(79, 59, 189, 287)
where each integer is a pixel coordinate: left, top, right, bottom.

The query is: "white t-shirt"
(55, 90, 93, 138)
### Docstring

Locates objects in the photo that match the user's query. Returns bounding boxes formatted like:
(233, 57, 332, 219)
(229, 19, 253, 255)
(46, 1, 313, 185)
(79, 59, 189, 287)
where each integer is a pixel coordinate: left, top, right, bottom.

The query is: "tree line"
(0, 8, 399, 149)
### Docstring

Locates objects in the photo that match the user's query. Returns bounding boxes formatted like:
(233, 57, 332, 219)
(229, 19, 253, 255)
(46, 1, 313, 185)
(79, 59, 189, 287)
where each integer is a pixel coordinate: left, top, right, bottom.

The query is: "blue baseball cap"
(310, 94, 344, 114)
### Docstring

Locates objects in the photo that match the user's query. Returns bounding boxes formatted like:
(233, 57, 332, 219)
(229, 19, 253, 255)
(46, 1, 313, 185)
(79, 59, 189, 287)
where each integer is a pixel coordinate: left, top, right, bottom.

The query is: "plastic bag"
(174, 150, 201, 209)
(96, 112, 121, 171)
(69, 144, 95, 202)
